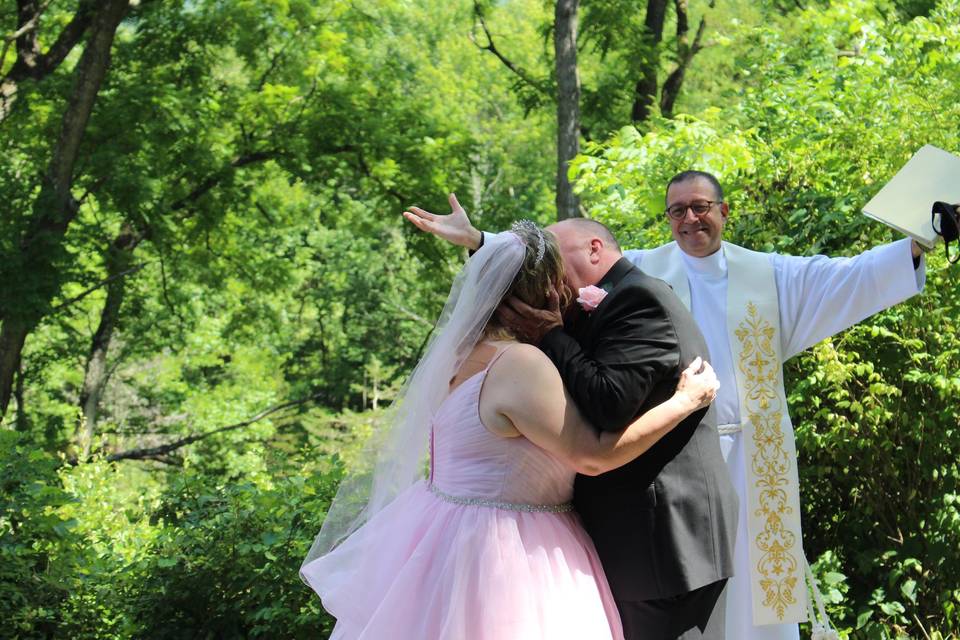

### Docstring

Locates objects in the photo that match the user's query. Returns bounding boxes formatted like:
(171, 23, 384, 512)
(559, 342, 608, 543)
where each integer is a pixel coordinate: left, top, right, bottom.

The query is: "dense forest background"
(1, 0, 959, 637)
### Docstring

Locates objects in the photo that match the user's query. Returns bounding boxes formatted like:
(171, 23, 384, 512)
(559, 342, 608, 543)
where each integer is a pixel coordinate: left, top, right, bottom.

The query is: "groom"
(405, 198, 738, 640)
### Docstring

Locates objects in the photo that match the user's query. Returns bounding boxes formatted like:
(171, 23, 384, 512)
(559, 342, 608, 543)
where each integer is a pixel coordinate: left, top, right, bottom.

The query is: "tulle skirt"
(302, 480, 623, 640)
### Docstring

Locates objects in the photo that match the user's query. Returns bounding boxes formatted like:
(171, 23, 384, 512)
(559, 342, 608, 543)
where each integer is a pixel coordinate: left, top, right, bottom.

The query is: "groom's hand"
(497, 287, 563, 344)
(403, 193, 483, 250)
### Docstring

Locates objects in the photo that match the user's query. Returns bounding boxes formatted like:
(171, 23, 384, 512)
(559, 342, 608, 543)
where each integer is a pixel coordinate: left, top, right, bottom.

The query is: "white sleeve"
(777, 238, 925, 360)
(622, 248, 648, 269)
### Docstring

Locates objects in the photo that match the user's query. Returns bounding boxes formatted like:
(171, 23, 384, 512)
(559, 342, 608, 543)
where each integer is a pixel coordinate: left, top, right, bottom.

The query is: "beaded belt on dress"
(717, 422, 742, 435)
(428, 483, 574, 513)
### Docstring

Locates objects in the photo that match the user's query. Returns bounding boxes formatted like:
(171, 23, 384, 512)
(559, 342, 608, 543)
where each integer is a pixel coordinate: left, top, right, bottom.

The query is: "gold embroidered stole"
(642, 241, 807, 625)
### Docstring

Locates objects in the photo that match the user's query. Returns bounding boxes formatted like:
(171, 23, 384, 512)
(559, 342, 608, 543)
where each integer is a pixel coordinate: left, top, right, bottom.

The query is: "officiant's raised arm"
(403, 193, 484, 251)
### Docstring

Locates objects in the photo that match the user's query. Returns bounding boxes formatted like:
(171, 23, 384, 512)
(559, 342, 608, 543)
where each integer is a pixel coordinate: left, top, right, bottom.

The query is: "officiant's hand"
(675, 358, 719, 411)
(403, 193, 483, 250)
(497, 287, 563, 344)
(911, 240, 924, 258)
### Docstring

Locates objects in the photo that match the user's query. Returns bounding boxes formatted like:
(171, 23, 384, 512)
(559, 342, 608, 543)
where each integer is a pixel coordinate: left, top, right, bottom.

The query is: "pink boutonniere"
(577, 285, 607, 312)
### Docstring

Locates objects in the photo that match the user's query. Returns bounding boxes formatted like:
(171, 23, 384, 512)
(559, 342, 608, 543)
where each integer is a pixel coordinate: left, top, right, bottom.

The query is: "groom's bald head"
(549, 218, 621, 253)
(546, 218, 622, 291)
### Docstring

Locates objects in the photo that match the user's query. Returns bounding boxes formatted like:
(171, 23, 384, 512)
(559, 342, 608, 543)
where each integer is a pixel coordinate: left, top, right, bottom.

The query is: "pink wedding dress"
(301, 349, 624, 639)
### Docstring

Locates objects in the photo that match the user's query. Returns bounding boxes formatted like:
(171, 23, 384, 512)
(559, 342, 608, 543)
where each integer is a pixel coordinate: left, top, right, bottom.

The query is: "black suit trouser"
(616, 578, 727, 640)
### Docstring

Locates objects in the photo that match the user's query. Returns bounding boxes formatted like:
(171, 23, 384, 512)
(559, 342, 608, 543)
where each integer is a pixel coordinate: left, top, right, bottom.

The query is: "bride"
(301, 223, 719, 639)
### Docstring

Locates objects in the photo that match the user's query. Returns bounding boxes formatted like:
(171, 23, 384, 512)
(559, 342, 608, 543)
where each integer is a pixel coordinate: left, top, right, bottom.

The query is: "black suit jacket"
(540, 257, 737, 602)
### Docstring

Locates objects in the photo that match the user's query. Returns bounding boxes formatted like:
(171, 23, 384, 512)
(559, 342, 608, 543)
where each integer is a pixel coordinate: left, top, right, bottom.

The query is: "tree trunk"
(631, 0, 668, 123)
(361, 370, 367, 408)
(14, 356, 27, 432)
(660, 0, 713, 118)
(77, 225, 142, 453)
(0, 321, 28, 420)
(0, 78, 18, 122)
(554, 0, 581, 220)
(0, 0, 130, 422)
(659, 62, 688, 119)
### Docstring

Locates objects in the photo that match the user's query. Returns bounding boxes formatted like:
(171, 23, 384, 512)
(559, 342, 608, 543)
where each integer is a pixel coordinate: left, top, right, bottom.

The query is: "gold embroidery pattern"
(735, 302, 799, 620)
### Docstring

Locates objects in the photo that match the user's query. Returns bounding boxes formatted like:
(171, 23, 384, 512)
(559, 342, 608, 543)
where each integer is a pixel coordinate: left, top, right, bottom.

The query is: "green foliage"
(789, 259, 960, 638)
(120, 456, 341, 638)
(0, 429, 342, 638)
(0, 432, 82, 637)
(571, 109, 756, 249)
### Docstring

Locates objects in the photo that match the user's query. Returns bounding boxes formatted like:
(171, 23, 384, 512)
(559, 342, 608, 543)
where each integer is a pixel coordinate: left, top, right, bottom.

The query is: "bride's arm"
(484, 346, 716, 476)
(561, 359, 715, 475)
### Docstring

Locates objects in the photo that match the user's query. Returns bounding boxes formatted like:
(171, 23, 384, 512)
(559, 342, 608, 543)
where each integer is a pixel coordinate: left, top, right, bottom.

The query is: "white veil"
(302, 231, 528, 572)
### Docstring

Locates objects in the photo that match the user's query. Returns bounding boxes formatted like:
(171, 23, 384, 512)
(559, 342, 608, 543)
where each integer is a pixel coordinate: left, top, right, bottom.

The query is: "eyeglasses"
(665, 200, 721, 220)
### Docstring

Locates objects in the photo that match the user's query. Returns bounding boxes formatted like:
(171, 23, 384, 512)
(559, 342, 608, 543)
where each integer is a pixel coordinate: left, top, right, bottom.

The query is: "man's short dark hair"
(564, 217, 621, 253)
(665, 170, 724, 204)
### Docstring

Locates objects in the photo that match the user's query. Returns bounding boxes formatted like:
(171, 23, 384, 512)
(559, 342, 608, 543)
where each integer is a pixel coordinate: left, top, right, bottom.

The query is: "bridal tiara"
(510, 219, 546, 265)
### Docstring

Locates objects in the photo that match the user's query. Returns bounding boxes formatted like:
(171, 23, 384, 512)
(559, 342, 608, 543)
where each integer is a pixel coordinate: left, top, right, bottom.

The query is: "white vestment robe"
(624, 238, 925, 640)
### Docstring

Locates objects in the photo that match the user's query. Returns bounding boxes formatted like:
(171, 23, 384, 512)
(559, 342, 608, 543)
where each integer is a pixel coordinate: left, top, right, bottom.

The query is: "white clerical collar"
(680, 244, 727, 278)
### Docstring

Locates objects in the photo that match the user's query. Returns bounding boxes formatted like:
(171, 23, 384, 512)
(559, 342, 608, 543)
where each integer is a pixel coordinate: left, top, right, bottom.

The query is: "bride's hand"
(675, 357, 719, 411)
(403, 193, 484, 250)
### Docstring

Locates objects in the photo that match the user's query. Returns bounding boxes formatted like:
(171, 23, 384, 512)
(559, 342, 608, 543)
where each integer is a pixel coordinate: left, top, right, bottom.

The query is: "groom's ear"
(588, 238, 604, 262)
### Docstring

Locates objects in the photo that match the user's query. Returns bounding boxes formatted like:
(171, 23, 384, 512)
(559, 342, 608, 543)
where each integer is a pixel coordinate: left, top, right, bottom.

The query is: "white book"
(862, 144, 960, 248)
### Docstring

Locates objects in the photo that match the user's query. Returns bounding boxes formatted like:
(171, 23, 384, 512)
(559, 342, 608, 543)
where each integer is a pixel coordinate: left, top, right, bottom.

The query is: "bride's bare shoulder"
(490, 343, 559, 381)
(502, 342, 551, 363)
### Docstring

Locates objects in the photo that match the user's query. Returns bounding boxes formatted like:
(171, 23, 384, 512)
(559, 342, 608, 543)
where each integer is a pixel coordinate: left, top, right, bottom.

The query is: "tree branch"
(203, 227, 257, 282)
(170, 150, 279, 212)
(351, 146, 409, 203)
(659, 0, 713, 118)
(386, 301, 434, 327)
(33, 0, 100, 78)
(103, 393, 323, 462)
(1, 0, 101, 124)
(470, 1, 550, 97)
(13, 0, 44, 72)
(157, 250, 186, 337)
(0, 0, 51, 72)
(50, 261, 147, 314)
(255, 28, 302, 92)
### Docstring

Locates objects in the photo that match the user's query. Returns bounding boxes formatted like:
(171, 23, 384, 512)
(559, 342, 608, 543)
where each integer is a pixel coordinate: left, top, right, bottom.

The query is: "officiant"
(626, 169, 950, 640)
